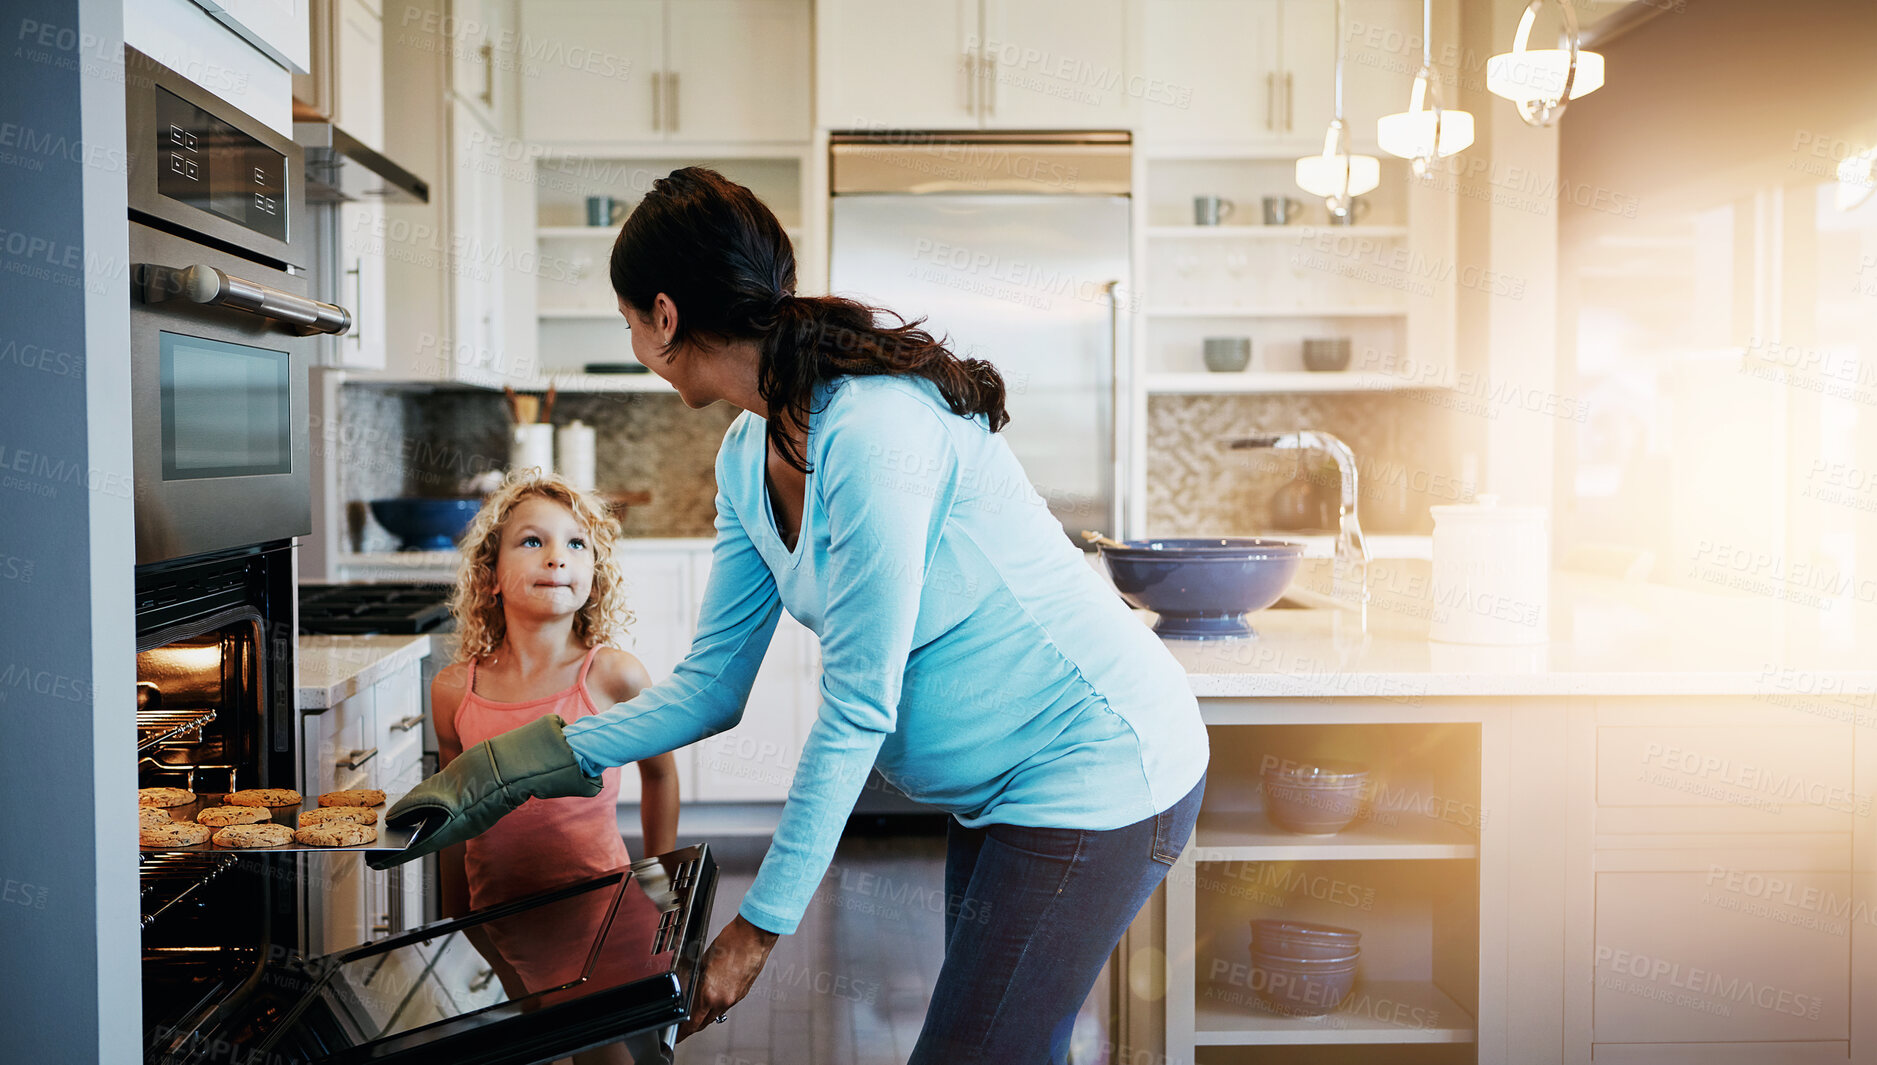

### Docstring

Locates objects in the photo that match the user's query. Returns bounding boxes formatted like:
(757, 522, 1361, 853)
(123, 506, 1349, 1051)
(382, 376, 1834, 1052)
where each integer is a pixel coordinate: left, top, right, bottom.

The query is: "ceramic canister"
(509, 423, 554, 478)
(1428, 494, 1550, 645)
(556, 420, 597, 492)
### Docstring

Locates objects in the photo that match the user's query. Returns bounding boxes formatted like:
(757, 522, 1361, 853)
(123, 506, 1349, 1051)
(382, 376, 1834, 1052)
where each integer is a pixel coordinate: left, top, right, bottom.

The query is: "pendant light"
(1487, 0, 1604, 127)
(1837, 147, 1877, 213)
(1377, 0, 1473, 175)
(1295, 0, 1380, 216)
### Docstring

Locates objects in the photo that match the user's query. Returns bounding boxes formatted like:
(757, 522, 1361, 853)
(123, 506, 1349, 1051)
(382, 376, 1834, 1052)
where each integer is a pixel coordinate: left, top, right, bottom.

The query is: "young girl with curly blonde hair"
(432, 472, 679, 1061)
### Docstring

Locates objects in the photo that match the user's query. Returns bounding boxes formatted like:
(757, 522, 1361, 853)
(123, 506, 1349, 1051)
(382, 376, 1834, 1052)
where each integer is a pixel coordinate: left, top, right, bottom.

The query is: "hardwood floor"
(673, 833, 949, 1065)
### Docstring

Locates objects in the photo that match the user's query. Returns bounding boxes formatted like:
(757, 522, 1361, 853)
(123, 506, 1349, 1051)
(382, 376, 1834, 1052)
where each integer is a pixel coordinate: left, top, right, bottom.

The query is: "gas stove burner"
(298, 582, 455, 636)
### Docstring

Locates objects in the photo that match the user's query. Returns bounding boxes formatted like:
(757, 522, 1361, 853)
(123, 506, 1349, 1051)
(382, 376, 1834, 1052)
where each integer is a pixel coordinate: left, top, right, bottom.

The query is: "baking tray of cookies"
(139, 793, 415, 854)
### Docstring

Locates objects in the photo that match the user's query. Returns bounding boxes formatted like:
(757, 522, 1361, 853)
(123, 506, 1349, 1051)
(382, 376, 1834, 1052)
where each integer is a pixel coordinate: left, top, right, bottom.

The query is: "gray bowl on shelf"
(1203, 337, 1252, 372)
(1302, 337, 1352, 372)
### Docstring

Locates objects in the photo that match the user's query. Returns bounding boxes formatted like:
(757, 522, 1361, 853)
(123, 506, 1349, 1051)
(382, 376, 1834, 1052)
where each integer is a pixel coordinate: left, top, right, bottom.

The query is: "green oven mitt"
(366, 714, 601, 871)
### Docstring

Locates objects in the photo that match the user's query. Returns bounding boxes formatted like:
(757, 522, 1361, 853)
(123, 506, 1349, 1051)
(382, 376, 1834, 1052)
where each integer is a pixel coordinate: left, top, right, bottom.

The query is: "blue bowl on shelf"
(1100, 538, 1306, 639)
(369, 498, 482, 551)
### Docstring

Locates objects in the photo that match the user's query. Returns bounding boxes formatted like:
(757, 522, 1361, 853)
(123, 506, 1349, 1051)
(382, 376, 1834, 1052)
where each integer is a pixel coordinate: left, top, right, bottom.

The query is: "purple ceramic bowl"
(1248, 948, 1359, 1016)
(1101, 538, 1305, 640)
(1250, 919, 1363, 960)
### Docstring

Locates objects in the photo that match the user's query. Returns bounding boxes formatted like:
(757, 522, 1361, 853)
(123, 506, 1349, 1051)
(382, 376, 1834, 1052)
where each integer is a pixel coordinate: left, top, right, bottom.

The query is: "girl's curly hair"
(448, 471, 634, 662)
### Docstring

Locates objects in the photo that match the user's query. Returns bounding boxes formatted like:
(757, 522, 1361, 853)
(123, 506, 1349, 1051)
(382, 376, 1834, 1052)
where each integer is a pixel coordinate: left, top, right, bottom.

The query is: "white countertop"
(298, 634, 434, 710)
(1164, 571, 1877, 698)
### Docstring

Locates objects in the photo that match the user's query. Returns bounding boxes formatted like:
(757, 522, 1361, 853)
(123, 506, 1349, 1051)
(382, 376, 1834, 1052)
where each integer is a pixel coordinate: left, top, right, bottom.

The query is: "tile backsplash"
(338, 383, 737, 552)
(339, 382, 1458, 552)
(1145, 391, 1464, 537)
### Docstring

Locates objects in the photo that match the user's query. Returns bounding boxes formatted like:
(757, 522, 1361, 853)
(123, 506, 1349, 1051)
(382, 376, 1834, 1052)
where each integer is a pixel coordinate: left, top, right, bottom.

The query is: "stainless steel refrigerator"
(828, 133, 1132, 544)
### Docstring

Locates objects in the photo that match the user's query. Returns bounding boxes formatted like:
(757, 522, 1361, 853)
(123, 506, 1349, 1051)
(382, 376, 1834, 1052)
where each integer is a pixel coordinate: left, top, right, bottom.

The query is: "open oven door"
(154, 845, 715, 1065)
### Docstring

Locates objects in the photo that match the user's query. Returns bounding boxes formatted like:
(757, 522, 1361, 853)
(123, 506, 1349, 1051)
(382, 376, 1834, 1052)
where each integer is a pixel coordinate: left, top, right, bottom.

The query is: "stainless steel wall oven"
(129, 49, 715, 1064)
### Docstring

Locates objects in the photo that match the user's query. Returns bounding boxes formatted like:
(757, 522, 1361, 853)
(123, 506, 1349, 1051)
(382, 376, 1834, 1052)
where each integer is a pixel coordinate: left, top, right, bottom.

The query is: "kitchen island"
(1133, 572, 1877, 1065)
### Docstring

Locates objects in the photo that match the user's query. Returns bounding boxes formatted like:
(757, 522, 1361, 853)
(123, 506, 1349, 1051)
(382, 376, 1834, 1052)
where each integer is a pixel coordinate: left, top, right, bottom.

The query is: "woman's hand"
(676, 914, 780, 1041)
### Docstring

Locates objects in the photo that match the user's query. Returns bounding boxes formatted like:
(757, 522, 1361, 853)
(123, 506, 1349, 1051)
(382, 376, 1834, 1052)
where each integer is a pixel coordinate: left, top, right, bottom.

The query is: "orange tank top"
(456, 645, 630, 910)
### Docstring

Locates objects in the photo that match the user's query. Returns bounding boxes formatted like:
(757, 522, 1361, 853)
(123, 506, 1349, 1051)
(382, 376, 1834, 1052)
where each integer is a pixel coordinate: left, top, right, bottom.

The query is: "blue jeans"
(908, 773, 1205, 1065)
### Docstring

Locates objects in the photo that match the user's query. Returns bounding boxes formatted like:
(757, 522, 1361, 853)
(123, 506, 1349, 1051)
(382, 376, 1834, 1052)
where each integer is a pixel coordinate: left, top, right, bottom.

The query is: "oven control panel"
(154, 86, 288, 243)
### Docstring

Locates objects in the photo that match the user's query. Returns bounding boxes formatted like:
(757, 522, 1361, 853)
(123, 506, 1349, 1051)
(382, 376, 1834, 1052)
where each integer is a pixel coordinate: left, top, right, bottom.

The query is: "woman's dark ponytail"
(610, 167, 1008, 472)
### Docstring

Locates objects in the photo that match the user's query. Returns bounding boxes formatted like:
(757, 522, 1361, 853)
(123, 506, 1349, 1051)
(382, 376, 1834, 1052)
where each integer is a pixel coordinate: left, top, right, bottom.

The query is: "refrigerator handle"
(1104, 279, 1128, 541)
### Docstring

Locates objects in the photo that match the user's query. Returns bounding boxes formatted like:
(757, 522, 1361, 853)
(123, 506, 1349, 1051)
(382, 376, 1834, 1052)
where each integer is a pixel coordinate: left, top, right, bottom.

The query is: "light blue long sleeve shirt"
(562, 374, 1209, 935)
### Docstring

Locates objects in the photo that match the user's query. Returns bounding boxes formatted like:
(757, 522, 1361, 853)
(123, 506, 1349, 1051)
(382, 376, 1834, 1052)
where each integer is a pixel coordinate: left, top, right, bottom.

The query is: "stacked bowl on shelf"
(1247, 919, 1362, 1016)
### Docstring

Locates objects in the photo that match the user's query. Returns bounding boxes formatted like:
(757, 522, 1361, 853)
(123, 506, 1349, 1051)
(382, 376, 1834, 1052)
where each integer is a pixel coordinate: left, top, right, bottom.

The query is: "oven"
(131, 47, 716, 1063)
(126, 46, 345, 566)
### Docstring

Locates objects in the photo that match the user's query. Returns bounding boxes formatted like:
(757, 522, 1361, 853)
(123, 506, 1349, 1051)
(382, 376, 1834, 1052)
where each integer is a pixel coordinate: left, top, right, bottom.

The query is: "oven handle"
(137, 263, 353, 336)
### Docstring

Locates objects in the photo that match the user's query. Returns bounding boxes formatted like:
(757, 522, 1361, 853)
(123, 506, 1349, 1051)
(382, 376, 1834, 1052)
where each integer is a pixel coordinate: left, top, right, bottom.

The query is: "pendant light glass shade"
(1297, 121, 1381, 205)
(1377, 71, 1475, 170)
(1837, 146, 1877, 212)
(1378, 0, 1472, 174)
(1295, 0, 1381, 213)
(1487, 0, 1603, 127)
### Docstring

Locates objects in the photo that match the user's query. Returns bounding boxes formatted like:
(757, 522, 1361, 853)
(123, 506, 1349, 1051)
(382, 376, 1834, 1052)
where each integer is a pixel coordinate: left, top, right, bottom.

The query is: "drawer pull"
(469, 968, 496, 993)
(390, 714, 426, 734)
(337, 746, 378, 771)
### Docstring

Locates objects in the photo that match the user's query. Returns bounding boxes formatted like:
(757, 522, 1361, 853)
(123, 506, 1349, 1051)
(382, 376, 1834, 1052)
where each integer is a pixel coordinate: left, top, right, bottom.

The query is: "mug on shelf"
(585, 195, 627, 227)
(1262, 196, 1304, 225)
(1193, 195, 1235, 226)
(1327, 197, 1373, 226)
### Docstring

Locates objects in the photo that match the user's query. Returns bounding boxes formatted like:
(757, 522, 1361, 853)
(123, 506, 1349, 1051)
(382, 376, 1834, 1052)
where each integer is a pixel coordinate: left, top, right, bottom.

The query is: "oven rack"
(140, 852, 240, 929)
(137, 706, 218, 755)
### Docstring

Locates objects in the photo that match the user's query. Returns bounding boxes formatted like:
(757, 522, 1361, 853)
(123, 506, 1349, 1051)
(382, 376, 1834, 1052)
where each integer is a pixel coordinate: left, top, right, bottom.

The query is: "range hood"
(292, 121, 428, 204)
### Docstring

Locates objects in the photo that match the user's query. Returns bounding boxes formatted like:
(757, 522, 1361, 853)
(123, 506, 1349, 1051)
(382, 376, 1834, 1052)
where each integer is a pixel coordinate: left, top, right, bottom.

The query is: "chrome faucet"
(1227, 431, 1370, 619)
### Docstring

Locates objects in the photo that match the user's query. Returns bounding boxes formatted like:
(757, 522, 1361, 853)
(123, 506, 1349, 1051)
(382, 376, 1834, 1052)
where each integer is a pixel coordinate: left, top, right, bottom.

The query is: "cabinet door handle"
(1284, 71, 1293, 131)
(651, 72, 661, 131)
(344, 259, 363, 347)
(666, 71, 679, 132)
(390, 714, 426, 734)
(983, 49, 995, 117)
(962, 51, 976, 114)
(1266, 72, 1275, 130)
(337, 746, 378, 771)
(478, 41, 494, 107)
(469, 968, 496, 993)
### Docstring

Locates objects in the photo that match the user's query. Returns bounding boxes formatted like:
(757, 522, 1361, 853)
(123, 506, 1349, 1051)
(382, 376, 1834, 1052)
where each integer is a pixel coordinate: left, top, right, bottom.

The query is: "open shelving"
(1167, 720, 1485, 1061)
(1144, 372, 1438, 394)
(529, 151, 811, 378)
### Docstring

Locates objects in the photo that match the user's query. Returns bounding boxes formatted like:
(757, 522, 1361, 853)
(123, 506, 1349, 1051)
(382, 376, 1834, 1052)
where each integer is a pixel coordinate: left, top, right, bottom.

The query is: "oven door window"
(160, 331, 291, 479)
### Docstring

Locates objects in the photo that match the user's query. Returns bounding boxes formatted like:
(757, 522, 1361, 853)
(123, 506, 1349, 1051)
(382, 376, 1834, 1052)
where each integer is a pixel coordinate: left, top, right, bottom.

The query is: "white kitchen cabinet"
(1142, 0, 1281, 143)
(819, 0, 1132, 131)
(448, 97, 512, 383)
(1341, 0, 1423, 147)
(447, 0, 518, 127)
(665, 1, 812, 142)
(1594, 870, 1850, 1044)
(818, 0, 976, 129)
(301, 651, 429, 952)
(611, 547, 707, 804)
(334, 200, 387, 370)
(518, 0, 664, 144)
(519, 0, 808, 146)
(1143, 0, 1417, 147)
(609, 542, 821, 806)
(694, 610, 814, 802)
(978, 0, 1135, 129)
(294, 0, 386, 151)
